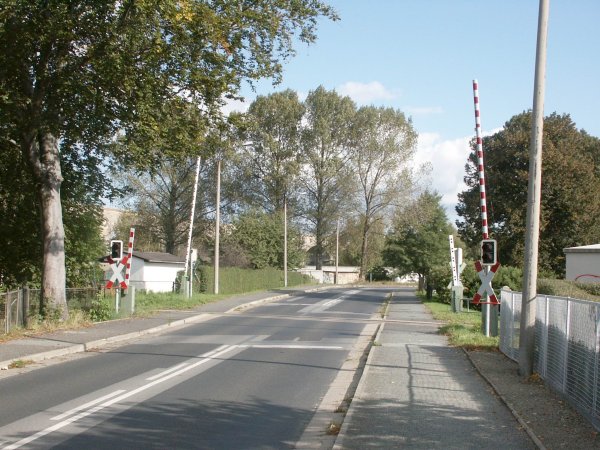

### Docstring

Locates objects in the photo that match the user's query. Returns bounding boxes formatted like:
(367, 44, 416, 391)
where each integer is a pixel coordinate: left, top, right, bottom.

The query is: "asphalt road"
(0, 287, 388, 449)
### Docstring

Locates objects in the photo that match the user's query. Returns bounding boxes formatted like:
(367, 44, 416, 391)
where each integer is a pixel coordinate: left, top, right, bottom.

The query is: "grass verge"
(133, 291, 231, 315)
(420, 293, 499, 351)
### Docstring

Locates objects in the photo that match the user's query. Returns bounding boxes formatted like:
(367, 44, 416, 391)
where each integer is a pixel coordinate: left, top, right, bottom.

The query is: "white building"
(564, 244, 600, 283)
(299, 266, 360, 284)
(112, 251, 185, 293)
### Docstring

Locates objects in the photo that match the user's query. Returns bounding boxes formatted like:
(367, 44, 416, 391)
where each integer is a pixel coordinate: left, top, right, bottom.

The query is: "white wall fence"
(500, 289, 600, 430)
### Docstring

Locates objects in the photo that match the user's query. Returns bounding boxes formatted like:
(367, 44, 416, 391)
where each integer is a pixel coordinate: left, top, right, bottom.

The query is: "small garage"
(564, 244, 600, 284)
(105, 251, 185, 293)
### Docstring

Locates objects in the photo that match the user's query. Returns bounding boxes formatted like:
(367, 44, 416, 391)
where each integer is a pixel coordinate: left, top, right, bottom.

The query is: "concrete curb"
(0, 285, 337, 370)
(332, 295, 389, 449)
(463, 349, 547, 450)
(0, 313, 213, 370)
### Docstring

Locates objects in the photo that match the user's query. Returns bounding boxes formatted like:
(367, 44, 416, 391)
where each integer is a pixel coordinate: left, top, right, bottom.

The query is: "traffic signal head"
(110, 240, 123, 260)
(481, 239, 497, 265)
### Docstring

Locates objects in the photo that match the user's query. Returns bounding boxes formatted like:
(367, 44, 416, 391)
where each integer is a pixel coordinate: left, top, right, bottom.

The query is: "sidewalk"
(0, 285, 328, 369)
(334, 289, 538, 449)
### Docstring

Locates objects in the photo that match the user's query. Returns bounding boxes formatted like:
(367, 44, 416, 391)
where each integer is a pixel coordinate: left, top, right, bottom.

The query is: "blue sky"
(229, 0, 600, 223)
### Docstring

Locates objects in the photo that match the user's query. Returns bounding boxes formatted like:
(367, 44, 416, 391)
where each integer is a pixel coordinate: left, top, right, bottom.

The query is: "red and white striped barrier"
(473, 80, 489, 239)
(124, 227, 135, 288)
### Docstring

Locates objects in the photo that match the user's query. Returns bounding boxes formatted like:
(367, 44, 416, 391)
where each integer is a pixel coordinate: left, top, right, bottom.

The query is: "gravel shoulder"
(468, 350, 600, 449)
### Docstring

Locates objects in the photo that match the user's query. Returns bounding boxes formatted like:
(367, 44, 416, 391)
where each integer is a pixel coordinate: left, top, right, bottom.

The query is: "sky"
(226, 0, 600, 224)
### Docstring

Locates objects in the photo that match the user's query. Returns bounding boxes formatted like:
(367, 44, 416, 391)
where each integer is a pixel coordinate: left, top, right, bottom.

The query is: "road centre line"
(146, 361, 189, 381)
(4, 344, 238, 450)
(50, 390, 127, 422)
(4, 340, 345, 449)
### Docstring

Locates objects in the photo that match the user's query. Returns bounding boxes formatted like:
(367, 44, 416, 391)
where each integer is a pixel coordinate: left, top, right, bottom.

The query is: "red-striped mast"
(472, 80, 489, 239)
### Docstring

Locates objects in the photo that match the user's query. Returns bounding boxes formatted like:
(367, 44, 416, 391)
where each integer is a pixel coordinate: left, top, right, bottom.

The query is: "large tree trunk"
(418, 274, 425, 292)
(31, 132, 68, 320)
(314, 230, 323, 271)
(358, 215, 370, 280)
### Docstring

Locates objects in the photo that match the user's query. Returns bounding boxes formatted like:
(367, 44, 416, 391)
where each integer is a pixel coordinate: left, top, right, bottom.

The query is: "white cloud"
(220, 97, 250, 115)
(413, 132, 472, 224)
(337, 81, 400, 104)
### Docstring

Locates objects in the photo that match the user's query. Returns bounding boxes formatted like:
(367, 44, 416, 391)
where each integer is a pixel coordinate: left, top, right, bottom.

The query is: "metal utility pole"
(214, 159, 221, 295)
(519, 0, 549, 377)
(184, 157, 201, 298)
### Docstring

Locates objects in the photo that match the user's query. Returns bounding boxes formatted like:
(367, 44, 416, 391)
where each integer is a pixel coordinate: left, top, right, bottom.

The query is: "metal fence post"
(593, 302, 600, 421)
(510, 291, 515, 356)
(22, 287, 30, 328)
(542, 295, 549, 377)
(4, 292, 8, 334)
(563, 298, 572, 392)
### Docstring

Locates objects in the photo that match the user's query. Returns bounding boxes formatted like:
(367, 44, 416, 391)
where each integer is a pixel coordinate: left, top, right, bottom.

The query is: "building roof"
(133, 251, 185, 264)
(563, 244, 600, 254)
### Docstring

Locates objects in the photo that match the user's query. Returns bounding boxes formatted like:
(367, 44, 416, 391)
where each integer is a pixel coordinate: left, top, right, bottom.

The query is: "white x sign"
(473, 260, 500, 304)
(106, 256, 129, 289)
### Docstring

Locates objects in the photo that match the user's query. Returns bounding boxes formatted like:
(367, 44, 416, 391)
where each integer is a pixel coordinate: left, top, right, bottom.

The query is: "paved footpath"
(334, 289, 537, 450)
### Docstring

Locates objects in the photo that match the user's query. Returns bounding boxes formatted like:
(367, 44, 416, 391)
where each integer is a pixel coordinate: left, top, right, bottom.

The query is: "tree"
(0, 131, 107, 291)
(384, 192, 454, 298)
(300, 87, 356, 270)
(349, 106, 418, 279)
(456, 112, 600, 275)
(0, 1, 337, 317)
(225, 210, 305, 269)
(118, 158, 201, 254)
(239, 90, 305, 212)
(337, 216, 386, 269)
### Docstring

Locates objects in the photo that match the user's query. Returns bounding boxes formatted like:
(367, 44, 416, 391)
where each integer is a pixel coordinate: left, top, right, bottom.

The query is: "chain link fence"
(1, 287, 101, 333)
(500, 288, 600, 430)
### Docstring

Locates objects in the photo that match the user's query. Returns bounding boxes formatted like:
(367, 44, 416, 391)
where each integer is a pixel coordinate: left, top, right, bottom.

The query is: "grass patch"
(8, 359, 34, 369)
(420, 294, 499, 351)
(133, 291, 230, 315)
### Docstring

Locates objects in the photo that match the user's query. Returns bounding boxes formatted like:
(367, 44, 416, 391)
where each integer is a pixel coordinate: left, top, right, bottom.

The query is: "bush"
(537, 278, 600, 302)
(461, 262, 522, 300)
(429, 264, 452, 303)
(89, 297, 113, 322)
(368, 266, 392, 281)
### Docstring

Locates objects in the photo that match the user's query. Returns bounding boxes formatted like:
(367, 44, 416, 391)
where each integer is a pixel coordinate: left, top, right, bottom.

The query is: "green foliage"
(428, 264, 452, 303)
(456, 112, 600, 276)
(368, 266, 392, 281)
(421, 296, 499, 350)
(0, 0, 337, 300)
(239, 90, 305, 212)
(199, 266, 313, 295)
(576, 282, 600, 298)
(536, 279, 600, 302)
(226, 210, 305, 269)
(89, 297, 113, 322)
(460, 263, 523, 300)
(300, 86, 357, 268)
(384, 191, 454, 296)
(349, 105, 419, 278)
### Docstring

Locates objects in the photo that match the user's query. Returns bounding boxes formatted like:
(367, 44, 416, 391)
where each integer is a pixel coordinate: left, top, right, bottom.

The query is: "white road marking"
(238, 344, 343, 350)
(145, 362, 189, 381)
(3, 339, 349, 449)
(4, 345, 236, 450)
(50, 390, 127, 421)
